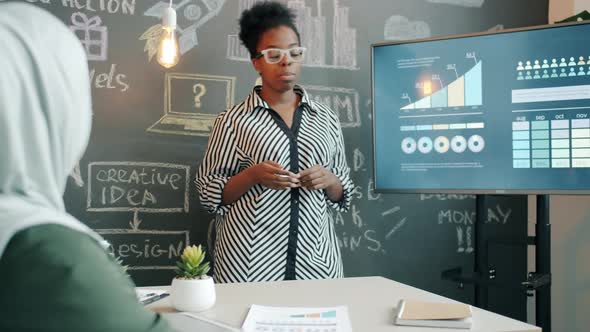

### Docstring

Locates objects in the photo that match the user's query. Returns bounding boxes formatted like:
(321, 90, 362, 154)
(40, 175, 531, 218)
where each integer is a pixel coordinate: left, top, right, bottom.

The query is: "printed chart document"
(242, 305, 353, 332)
(394, 299, 472, 329)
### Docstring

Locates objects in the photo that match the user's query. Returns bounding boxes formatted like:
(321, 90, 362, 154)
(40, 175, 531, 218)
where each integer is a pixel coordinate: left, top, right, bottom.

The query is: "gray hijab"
(0, 2, 103, 257)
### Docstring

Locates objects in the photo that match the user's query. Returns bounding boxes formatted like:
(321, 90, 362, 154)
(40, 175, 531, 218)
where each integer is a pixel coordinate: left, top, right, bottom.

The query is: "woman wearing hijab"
(0, 3, 172, 331)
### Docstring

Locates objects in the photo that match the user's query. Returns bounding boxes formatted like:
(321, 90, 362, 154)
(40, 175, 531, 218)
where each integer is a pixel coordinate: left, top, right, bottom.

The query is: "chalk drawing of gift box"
(70, 12, 108, 61)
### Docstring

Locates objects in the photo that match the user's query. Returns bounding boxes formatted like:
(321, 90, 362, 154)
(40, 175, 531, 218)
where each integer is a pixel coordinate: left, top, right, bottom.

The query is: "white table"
(145, 276, 541, 332)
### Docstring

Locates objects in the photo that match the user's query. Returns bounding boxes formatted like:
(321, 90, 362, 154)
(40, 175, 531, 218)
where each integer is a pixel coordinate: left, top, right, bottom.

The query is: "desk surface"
(145, 276, 540, 332)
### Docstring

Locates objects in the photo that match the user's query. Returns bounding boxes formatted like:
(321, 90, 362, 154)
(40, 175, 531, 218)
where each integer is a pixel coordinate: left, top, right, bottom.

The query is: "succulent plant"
(175, 244, 211, 279)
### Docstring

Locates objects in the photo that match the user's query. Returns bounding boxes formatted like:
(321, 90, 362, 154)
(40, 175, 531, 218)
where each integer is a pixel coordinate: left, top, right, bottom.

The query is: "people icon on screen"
(568, 67, 577, 77)
(568, 57, 577, 66)
(559, 68, 567, 77)
(511, 56, 590, 75)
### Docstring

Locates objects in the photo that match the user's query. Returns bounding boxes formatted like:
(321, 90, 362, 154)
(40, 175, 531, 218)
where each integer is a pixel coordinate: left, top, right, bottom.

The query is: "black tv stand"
(442, 194, 551, 332)
(533, 195, 551, 332)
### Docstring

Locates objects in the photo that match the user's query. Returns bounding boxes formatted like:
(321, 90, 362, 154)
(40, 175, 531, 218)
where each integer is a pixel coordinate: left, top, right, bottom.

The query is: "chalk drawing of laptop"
(147, 72, 235, 137)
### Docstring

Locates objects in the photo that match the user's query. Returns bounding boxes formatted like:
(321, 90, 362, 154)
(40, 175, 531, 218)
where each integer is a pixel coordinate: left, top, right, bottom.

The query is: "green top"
(0, 224, 173, 332)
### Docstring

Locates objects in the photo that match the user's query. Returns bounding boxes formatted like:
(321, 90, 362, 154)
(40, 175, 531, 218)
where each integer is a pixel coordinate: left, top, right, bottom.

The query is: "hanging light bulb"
(157, 4, 180, 68)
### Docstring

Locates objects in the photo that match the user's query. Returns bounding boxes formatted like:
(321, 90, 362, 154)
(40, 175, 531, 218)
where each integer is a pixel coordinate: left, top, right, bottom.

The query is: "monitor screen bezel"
(370, 20, 590, 195)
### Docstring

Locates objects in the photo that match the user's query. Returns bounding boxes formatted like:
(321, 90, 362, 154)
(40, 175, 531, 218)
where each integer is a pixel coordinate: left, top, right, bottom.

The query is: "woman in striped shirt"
(196, 1, 354, 283)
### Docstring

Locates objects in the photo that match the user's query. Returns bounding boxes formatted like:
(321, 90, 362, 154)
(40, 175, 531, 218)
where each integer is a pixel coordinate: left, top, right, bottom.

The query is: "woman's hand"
(299, 164, 343, 202)
(298, 165, 339, 190)
(251, 161, 300, 190)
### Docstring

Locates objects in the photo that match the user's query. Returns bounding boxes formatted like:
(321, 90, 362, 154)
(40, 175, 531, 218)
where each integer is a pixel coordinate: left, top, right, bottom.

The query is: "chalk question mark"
(193, 83, 207, 108)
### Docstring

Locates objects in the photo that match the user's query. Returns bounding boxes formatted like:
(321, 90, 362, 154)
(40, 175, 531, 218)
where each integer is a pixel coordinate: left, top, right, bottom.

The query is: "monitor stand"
(442, 194, 551, 332)
(532, 195, 551, 332)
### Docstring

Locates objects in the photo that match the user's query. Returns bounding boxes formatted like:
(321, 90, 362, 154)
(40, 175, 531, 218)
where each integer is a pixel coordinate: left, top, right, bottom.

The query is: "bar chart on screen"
(400, 55, 483, 111)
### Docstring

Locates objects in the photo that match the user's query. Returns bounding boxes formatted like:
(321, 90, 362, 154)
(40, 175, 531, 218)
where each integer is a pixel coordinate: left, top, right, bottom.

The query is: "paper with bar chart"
(242, 305, 352, 332)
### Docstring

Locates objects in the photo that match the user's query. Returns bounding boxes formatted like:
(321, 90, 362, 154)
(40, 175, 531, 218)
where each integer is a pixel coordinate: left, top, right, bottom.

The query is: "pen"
(141, 293, 170, 305)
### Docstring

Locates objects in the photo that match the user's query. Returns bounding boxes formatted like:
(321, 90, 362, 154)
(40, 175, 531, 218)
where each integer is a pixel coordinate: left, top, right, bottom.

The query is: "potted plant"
(170, 244, 216, 312)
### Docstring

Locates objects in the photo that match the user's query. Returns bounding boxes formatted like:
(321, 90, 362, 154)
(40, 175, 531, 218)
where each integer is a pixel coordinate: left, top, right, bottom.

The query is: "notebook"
(394, 299, 473, 329)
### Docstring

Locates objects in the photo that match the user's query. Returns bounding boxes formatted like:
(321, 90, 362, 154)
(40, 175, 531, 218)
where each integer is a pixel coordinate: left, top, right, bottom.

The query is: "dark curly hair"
(239, 1, 301, 59)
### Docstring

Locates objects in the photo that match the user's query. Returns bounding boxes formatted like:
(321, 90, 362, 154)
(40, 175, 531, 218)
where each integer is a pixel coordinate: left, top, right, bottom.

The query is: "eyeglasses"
(253, 47, 306, 64)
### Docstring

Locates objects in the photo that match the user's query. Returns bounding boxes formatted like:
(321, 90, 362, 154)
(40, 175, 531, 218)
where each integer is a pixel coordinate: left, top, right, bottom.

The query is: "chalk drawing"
(303, 84, 360, 128)
(227, 0, 358, 70)
(69, 12, 108, 61)
(384, 15, 431, 41)
(98, 229, 190, 270)
(87, 161, 191, 213)
(147, 72, 235, 137)
(142, 0, 226, 57)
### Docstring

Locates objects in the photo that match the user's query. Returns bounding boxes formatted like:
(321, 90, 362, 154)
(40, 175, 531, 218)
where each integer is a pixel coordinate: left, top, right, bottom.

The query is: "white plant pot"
(170, 276, 216, 312)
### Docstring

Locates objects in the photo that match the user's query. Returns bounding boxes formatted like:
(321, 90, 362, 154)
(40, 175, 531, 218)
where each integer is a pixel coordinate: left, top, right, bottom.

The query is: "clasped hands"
(252, 161, 338, 191)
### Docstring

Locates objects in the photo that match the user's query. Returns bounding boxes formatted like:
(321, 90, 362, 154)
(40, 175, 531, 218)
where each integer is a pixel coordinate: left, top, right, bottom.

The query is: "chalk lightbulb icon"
(157, 3, 180, 68)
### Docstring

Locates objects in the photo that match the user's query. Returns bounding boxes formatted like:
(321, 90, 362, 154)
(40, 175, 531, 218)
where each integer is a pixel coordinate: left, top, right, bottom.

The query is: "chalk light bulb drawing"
(157, 4, 180, 68)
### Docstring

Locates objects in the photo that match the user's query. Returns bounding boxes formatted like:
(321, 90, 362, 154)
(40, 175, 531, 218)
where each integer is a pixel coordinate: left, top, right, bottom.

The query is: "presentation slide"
(372, 22, 590, 193)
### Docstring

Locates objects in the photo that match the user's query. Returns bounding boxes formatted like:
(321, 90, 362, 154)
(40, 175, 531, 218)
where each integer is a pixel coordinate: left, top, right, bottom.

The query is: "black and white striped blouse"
(196, 85, 353, 283)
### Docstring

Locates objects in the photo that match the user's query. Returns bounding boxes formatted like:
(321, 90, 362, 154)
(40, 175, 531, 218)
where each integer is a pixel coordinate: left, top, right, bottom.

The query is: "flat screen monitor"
(371, 21, 590, 194)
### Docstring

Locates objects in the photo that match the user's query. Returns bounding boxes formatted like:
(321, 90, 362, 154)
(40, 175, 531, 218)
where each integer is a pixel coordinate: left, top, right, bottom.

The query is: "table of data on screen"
(512, 115, 590, 168)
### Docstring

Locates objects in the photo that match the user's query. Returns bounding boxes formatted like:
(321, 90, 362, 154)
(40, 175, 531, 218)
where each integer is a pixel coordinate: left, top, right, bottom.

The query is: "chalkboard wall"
(6, 0, 547, 317)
